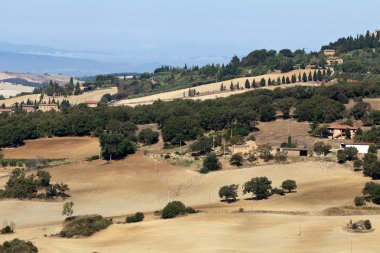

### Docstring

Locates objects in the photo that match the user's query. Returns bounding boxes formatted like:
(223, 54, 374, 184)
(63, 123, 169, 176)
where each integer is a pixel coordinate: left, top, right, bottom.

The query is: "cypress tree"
(245, 79, 250, 89)
(268, 78, 272, 86)
(282, 76, 286, 84)
(308, 72, 312, 81)
(260, 78, 266, 87)
(230, 82, 234, 91)
(302, 73, 307, 82)
(277, 77, 281, 85)
(317, 70, 323, 81)
(286, 77, 291, 84)
(252, 79, 257, 88)
(291, 74, 296, 83)
(236, 82, 240, 90)
(298, 73, 301, 82)
(313, 71, 317, 81)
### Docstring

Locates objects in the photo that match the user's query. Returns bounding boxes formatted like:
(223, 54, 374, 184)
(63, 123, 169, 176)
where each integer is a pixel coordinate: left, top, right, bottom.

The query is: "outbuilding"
(340, 142, 375, 154)
(281, 147, 311, 157)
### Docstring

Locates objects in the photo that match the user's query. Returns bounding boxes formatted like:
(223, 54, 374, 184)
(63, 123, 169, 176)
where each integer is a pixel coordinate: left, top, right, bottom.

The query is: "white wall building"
(340, 142, 375, 154)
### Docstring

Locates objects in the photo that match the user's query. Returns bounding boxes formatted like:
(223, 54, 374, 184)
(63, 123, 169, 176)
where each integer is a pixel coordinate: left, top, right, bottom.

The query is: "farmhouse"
(0, 108, 12, 114)
(39, 103, 59, 112)
(281, 147, 311, 157)
(84, 100, 99, 108)
(323, 49, 336, 56)
(326, 57, 344, 65)
(22, 104, 35, 113)
(340, 142, 375, 154)
(328, 125, 357, 139)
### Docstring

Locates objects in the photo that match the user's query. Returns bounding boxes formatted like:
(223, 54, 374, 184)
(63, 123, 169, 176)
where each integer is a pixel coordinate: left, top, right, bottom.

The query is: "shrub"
(59, 215, 112, 238)
(230, 153, 243, 166)
(86, 155, 100, 162)
(0, 239, 38, 253)
(238, 208, 244, 213)
(202, 152, 221, 172)
(354, 196, 366, 207)
(138, 128, 159, 145)
(0, 226, 13, 234)
(126, 212, 144, 223)
(313, 142, 331, 156)
(161, 201, 195, 219)
(8, 159, 17, 167)
(364, 220, 372, 230)
(271, 188, 285, 195)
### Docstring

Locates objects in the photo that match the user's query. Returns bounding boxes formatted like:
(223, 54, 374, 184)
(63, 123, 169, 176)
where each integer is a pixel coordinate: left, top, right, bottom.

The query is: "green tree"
(313, 71, 317, 81)
(218, 184, 238, 202)
(313, 142, 331, 156)
(230, 153, 243, 166)
(243, 177, 272, 200)
(244, 79, 250, 89)
(62, 201, 74, 219)
(138, 128, 159, 145)
(337, 150, 347, 163)
(201, 152, 221, 173)
(281, 180, 297, 193)
(260, 78, 266, 87)
(99, 132, 136, 160)
(302, 72, 307, 82)
(259, 104, 276, 122)
(308, 72, 312, 81)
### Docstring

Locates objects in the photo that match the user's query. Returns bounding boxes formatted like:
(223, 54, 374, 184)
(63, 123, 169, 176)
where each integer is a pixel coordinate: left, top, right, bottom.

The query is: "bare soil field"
(2, 137, 100, 160)
(346, 98, 380, 111)
(115, 69, 320, 107)
(0, 82, 35, 98)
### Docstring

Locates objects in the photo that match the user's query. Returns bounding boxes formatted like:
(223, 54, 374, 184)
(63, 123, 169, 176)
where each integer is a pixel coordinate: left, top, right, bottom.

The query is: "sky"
(1, 0, 380, 66)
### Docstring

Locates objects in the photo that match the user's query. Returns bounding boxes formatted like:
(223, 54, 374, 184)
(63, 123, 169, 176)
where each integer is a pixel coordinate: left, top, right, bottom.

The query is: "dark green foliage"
(126, 212, 144, 223)
(257, 144, 273, 162)
(161, 201, 193, 219)
(0, 239, 38, 253)
(271, 188, 285, 195)
(259, 104, 276, 122)
(59, 215, 112, 238)
(189, 136, 214, 155)
(161, 116, 203, 145)
(351, 102, 371, 120)
(354, 196, 365, 206)
(218, 184, 239, 202)
(99, 132, 136, 160)
(337, 150, 348, 163)
(353, 159, 363, 171)
(230, 153, 243, 166)
(138, 128, 159, 145)
(0, 226, 13, 234)
(313, 142, 331, 156)
(243, 177, 272, 200)
(364, 220, 372, 230)
(363, 182, 380, 204)
(362, 153, 380, 179)
(201, 152, 221, 173)
(281, 180, 297, 193)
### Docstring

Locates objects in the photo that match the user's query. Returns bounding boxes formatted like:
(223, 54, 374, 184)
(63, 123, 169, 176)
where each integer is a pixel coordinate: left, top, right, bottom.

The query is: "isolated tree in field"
(201, 152, 221, 173)
(281, 180, 297, 193)
(243, 177, 272, 200)
(62, 201, 74, 219)
(230, 153, 243, 166)
(219, 184, 239, 202)
(302, 72, 307, 82)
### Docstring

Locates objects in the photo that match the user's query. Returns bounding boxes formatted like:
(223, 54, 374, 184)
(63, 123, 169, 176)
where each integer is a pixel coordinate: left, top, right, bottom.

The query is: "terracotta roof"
(0, 108, 12, 112)
(342, 142, 375, 145)
(328, 125, 358, 130)
(84, 100, 99, 104)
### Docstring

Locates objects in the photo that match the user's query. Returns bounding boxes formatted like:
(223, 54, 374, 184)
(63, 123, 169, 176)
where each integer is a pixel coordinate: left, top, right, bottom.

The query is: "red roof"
(0, 108, 12, 112)
(84, 100, 99, 104)
(328, 125, 358, 130)
(342, 142, 375, 145)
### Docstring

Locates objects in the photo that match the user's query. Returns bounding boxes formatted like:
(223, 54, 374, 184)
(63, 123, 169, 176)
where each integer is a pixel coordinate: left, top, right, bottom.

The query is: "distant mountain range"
(0, 42, 161, 76)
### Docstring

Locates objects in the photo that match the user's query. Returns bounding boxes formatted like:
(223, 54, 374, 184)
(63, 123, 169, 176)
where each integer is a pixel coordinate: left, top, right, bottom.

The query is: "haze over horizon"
(1, 0, 380, 74)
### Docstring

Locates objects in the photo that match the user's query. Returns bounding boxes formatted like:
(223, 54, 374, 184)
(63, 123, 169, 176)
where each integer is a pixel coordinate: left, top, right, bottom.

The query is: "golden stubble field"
(0, 136, 378, 252)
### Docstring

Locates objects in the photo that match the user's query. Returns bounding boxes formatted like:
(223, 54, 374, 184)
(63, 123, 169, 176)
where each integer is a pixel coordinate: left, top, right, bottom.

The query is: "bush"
(364, 220, 372, 230)
(313, 142, 331, 156)
(126, 212, 144, 223)
(0, 226, 13, 234)
(161, 201, 195, 219)
(86, 155, 99, 162)
(271, 188, 285, 195)
(230, 153, 243, 166)
(0, 239, 38, 253)
(138, 128, 159, 145)
(202, 152, 221, 173)
(354, 196, 366, 207)
(59, 215, 112, 238)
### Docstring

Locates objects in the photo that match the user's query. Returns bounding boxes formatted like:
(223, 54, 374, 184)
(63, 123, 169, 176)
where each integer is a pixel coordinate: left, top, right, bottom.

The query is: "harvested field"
(2, 137, 100, 160)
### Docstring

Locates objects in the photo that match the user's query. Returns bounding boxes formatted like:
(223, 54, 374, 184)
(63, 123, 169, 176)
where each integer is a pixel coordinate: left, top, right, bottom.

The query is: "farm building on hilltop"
(340, 142, 375, 154)
(0, 108, 12, 114)
(39, 103, 59, 112)
(328, 125, 357, 140)
(323, 49, 336, 56)
(84, 100, 99, 108)
(326, 57, 344, 65)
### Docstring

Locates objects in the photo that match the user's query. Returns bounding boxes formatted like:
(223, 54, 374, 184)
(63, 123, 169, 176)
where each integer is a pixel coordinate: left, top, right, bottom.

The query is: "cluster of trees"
(0, 239, 38, 253)
(322, 30, 380, 54)
(38, 78, 81, 97)
(219, 178, 297, 202)
(350, 101, 380, 126)
(138, 128, 159, 145)
(0, 169, 69, 199)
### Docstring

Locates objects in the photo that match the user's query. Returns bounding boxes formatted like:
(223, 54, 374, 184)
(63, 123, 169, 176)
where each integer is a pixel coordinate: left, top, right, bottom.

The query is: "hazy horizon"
(1, 0, 380, 73)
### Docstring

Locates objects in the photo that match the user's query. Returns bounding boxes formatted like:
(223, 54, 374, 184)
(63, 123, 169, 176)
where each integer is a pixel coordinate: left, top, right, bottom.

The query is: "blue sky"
(1, 0, 380, 66)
